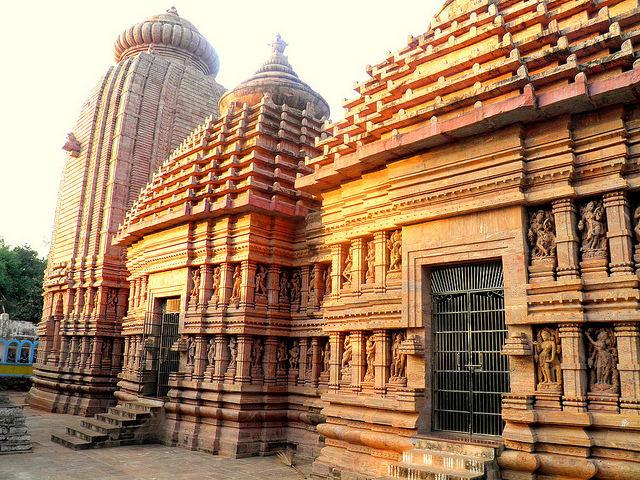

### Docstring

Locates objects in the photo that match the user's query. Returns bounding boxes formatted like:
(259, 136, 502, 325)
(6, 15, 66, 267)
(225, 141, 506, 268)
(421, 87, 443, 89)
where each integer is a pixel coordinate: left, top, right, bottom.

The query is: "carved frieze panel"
(533, 327, 562, 392)
(578, 199, 607, 259)
(586, 326, 619, 395)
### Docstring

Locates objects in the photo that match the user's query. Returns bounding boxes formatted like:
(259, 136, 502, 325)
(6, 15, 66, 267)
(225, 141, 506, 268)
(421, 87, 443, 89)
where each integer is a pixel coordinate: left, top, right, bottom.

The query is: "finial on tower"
(167, 6, 178, 15)
(270, 34, 288, 55)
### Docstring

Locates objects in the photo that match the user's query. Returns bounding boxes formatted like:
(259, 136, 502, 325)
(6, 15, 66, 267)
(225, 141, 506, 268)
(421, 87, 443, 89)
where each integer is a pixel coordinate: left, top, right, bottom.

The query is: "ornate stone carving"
(227, 337, 238, 370)
(230, 265, 242, 303)
(206, 338, 216, 368)
(189, 268, 201, 303)
(186, 337, 196, 366)
(388, 230, 402, 272)
(212, 266, 221, 297)
(533, 327, 562, 390)
(322, 340, 330, 372)
(107, 288, 118, 312)
(279, 271, 290, 303)
(323, 265, 332, 296)
(308, 267, 317, 303)
(341, 335, 352, 373)
(290, 270, 301, 304)
(527, 210, 556, 258)
(254, 265, 267, 296)
(586, 327, 619, 394)
(289, 340, 300, 370)
(390, 332, 407, 380)
(342, 248, 353, 285)
(364, 334, 376, 381)
(578, 200, 607, 257)
(276, 340, 288, 373)
(306, 341, 314, 372)
(634, 204, 640, 242)
(251, 337, 263, 376)
(365, 240, 375, 284)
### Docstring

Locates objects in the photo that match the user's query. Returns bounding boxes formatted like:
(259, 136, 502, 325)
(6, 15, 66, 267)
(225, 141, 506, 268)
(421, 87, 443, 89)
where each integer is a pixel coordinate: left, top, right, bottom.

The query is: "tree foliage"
(0, 239, 47, 323)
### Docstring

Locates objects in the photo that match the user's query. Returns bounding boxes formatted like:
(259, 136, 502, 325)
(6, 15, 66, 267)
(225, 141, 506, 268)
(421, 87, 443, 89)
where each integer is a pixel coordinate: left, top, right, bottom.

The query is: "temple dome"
(218, 35, 330, 119)
(113, 7, 220, 76)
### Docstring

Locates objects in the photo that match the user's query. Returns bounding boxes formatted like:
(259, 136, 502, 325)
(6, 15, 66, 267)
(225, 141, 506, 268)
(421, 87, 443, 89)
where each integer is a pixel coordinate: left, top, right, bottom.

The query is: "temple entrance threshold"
(430, 262, 510, 437)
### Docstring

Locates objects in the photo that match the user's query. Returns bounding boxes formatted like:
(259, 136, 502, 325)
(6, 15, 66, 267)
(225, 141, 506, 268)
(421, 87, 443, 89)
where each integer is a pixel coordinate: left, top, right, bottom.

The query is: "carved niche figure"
(341, 335, 353, 372)
(342, 248, 353, 285)
(527, 210, 556, 258)
(586, 327, 619, 393)
(533, 327, 562, 389)
(228, 337, 238, 369)
(206, 338, 216, 368)
(190, 268, 201, 303)
(107, 288, 118, 312)
(254, 265, 267, 296)
(363, 335, 376, 381)
(230, 265, 242, 302)
(390, 331, 407, 379)
(634, 204, 640, 242)
(323, 265, 332, 296)
(322, 340, 330, 372)
(289, 340, 300, 371)
(365, 240, 375, 283)
(279, 271, 290, 303)
(578, 200, 607, 256)
(212, 266, 221, 297)
(251, 338, 263, 376)
(308, 267, 317, 303)
(101, 338, 112, 359)
(388, 230, 402, 272)
(186, 337, 196, 366)
(276, 340, 288, 373)
(290, 270, 301, 304)
(306, 342, 314, 372)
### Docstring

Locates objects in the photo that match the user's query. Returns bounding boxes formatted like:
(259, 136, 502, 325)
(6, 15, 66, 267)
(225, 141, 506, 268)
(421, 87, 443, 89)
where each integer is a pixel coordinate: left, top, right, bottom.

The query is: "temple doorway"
(430, 262, 509, 437)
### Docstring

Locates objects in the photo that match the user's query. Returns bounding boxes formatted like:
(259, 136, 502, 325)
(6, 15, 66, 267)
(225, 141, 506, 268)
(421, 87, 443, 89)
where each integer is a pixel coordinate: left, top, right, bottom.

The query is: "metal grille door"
(156, 312, 179, 398)
(431, 262, 509, 437)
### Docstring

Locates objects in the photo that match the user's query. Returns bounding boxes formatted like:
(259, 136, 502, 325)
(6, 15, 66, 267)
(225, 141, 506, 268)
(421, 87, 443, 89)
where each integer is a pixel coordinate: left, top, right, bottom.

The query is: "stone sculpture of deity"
(586, 327, 619, 393)
(341, 335, 353, 373)
(212, 266, 221, 297)
(363, 335, 376, 381)
(189, 268, 201, 303)
(276, 340, 288, 373)
(390, 331, 407, 379)
(289, 340, 300, 371)
(322, 340, 330, 372)
(228, 337, 238, 368)
(230, 265, 242, 302)
(290, 270, 301, 304)
(279, 271, 290, 303)
(388, 230, 402, 272)
(527, 210, 556, 258)
(365, 240, 375, 283)
(206, 338, 216, 368)
(533, 327, 562, 389)
(186, 337, 196, 366)
(251, 337, 263, 375)
(578, 200, 607, 256)
(342, 248, 353, 285)
(308, 267, 317, 303)
(254, 265, 267, 296)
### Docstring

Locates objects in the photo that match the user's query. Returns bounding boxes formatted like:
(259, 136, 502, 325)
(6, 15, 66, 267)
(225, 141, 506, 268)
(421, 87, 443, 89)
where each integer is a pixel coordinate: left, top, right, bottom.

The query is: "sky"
(0, 0, 442, 258)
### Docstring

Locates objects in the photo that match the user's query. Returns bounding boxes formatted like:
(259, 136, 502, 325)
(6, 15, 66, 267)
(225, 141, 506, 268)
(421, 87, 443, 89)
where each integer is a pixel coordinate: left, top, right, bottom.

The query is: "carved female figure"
(186, 337, 196, 366)
(342, 249, 353, 284)
(276, 340, 288, 372)
(228, 337, 238, 368)
(527, 210, 556, 258)
(322, 340, 330, 372)
(390, 331, 406, 379)
(189, 268, 201, 303)
(279, 272, 289, 303)
(533, 328, 562, 387)
(578, 200, 607, 255)
(388, 230, 402, 271)
(207, 338, 216, 368)
(364, 335, 376, 381)
(365, 240, 375, 283)
(290, 270, 301, 303)
(308, 267, 317, 303)
(289, 340, 300, 370)
(254, 265, 267, 296)
(212, 266, 221, 297)
(323, 265, 332, 296)
(586, 328, 618, 392)
(230, 265, 242, 302)
(341, 335, 353, 372)
(251, 338, 263, 374)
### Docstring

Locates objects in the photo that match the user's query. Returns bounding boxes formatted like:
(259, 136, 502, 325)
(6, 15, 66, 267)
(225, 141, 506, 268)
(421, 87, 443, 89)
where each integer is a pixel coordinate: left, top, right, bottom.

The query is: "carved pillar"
(90, 337, 102, 369)
(615, 323, 640, 414)
(267, 265, 281, 309)
(329, 332, 341, 392)
(552, 199, 580, 278)
(200, 265, 214, 307)
(112, 337, 123, 373)
(374, 231, 388, 291)
(219, 263, 235, 305)
(559, 323, 588, 411)
(213, 335, 228, 382)
(307, 263, 322, 310)
(375, 330, 391, 394)
(264, 336, 278, 384)
(310, 337, 321, 387)
(352, 238, 366, 293)
(67, 337, 78, 368)
(298, 338, 309, 384)
(604, 192, 634, 275)
(58, 335, 70, 367)
(351, 331, 365, 391)
(330, 244, 344, 297)
(194, 335, 208, 381)
(235, 334, 252, 383)
(75, 288, 85, 316)
(241, 261, 256, 308)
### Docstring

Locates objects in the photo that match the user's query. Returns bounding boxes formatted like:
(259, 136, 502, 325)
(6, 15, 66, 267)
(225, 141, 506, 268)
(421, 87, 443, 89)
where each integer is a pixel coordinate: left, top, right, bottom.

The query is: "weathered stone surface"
(0, 394, 31, 454)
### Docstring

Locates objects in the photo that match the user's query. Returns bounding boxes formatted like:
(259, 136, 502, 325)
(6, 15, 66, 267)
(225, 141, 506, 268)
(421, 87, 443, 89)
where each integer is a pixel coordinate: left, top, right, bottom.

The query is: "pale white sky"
(0, 1, 441, 258)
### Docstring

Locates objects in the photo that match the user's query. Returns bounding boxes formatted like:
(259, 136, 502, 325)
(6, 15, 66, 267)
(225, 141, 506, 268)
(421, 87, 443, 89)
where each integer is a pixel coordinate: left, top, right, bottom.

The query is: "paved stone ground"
(0, 392, 313, 480)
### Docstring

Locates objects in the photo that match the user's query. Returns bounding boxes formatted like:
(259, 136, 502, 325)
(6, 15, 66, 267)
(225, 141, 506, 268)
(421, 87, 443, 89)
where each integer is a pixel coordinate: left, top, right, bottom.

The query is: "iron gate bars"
(431, 262, 509, 437)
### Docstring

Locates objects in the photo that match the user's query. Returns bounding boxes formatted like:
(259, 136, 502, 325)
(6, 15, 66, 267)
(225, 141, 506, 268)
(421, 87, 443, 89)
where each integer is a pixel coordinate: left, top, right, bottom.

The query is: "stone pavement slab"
(0, 392, 312, 480)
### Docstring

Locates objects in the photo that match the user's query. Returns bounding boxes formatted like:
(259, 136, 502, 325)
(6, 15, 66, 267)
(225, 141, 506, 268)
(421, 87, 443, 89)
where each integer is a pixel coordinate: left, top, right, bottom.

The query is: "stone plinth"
(0, 395, 31, 454)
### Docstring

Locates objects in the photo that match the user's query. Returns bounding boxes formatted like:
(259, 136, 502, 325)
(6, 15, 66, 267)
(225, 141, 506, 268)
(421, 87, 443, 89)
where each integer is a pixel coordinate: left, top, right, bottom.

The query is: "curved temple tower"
(28, 8, 225, 415)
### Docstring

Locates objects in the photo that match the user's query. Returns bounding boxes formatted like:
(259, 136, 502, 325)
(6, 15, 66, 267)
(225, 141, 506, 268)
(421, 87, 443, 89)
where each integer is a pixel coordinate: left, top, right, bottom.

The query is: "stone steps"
(386, 438, 500, 480)
(51, 399, 163, 450)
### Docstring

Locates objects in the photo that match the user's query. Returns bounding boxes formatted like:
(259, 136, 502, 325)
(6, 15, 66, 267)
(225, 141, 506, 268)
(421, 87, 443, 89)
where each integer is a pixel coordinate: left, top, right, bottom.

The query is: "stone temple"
(28, 1, 640, 478)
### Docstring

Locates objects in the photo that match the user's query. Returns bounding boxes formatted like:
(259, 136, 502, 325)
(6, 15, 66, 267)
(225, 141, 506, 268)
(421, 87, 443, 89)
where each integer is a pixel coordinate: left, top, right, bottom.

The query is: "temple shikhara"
(27, 1, 640, 478)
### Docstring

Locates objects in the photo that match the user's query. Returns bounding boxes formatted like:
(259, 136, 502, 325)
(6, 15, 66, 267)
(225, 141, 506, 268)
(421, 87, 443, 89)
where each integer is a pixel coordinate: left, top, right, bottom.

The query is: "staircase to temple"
(382, 437, 501, 480)
(51, 399, 164, 450)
